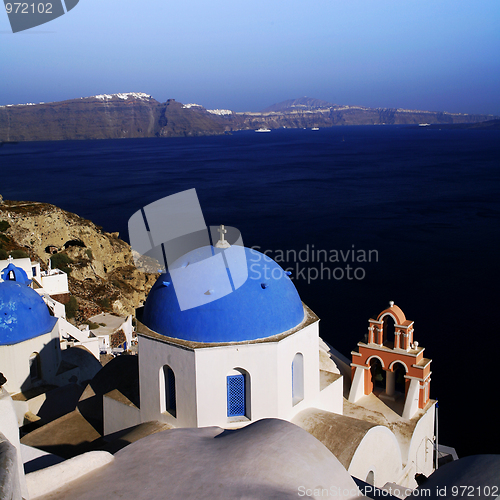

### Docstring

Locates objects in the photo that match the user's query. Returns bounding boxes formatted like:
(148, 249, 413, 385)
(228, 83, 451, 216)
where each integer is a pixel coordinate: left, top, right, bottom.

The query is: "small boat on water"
(255, 128, 271, 132)
(419, 123, 431, 127)
(311, 127, 319, 131)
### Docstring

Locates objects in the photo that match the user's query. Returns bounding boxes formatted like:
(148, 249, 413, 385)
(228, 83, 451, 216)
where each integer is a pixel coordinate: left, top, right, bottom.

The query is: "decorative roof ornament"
(215, 224, 230, 249)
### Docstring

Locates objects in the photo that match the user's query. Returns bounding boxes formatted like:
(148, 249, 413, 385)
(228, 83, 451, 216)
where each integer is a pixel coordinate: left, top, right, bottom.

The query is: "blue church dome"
(142, 246, 305, 343)
(0, 281, 58, 345)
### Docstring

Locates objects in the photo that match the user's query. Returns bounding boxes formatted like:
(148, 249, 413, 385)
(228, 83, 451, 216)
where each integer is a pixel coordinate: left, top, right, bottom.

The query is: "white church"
(3, 225, 485, 499)
(102, 225, 437, 489)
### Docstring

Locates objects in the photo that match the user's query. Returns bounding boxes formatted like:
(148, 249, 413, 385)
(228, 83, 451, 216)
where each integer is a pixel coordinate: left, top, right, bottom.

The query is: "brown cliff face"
(0, 94, 160, 141)
(0, 94, 224, 142)
(230, 103, 498, 130)
(156, 99, 225, 137)
(0, 93, 498, 142)
(0, 199, 157, 322)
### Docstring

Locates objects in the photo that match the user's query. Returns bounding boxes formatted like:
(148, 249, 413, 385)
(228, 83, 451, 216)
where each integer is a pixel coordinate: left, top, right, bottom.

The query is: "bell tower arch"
(349, 302, 432, 419)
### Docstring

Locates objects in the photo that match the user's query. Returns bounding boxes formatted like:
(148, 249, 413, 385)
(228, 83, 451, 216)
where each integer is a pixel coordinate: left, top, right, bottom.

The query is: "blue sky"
(1, 0, 500, 114)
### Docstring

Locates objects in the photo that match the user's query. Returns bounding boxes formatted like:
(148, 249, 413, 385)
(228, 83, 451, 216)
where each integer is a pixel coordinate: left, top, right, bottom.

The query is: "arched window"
(29, 353, 41, 382)
(160, 365, 176, 417)
(370, 358, 385, 390)
(382, 315, 395, 347)
(366, 470, 374, 485)
(292, 353, 304, 406)
(227, 369, 249, 418)
(393, 362, 406, 394)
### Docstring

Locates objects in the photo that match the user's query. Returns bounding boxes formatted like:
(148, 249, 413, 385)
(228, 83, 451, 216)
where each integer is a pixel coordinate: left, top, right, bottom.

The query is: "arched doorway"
(159, 365, 176, 417)
(393, 362, 406, 395)
(29, 352, 41, 382)
(370, 358, 385, 391)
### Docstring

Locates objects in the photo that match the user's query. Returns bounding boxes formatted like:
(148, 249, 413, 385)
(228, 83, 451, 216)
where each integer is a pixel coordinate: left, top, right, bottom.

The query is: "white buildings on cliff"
(0, 257, 103, 409)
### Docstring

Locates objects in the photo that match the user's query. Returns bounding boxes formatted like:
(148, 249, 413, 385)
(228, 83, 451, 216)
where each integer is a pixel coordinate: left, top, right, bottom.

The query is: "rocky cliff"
(230, 96, 498, 129)
(0, 93, 224, 141)
(0, 93, 497, 142)
(0, 198, 157, 322)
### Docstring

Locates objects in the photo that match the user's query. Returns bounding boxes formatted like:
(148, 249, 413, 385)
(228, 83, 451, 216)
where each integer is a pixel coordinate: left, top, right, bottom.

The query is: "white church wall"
(276, 322, 321, 421)
(404, 402, 436, 485)
(138, 335, 198, 428)
(348, 365, 367, 403)
(194, 341, 279, 428)
(136, 320, 342, 430)
(348, 425, 403, 489)
(0, 325, 61, 395)
(402, 378, 421, 419)
(317, 372, 344, 415)
(193, 322, 325, 429)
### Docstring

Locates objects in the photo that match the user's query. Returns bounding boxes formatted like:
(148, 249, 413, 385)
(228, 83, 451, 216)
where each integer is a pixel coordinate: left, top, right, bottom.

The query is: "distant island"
(1, 93, 498, 142)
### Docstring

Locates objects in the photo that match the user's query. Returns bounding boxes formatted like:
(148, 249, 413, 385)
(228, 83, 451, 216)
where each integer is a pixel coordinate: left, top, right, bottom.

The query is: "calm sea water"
(1, 126, 499, 456)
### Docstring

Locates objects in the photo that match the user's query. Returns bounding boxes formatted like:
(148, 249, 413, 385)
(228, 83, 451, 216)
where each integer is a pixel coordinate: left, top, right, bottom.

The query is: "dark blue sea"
(1, 126, 499, 457)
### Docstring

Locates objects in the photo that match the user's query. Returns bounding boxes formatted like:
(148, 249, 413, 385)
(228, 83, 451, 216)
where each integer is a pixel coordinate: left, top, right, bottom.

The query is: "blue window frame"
(227, 374, 246, 417)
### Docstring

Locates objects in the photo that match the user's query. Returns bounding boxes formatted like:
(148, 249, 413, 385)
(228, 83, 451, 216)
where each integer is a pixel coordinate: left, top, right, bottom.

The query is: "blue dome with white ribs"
(0, 281, 58, 345)
(142, 246, 304, 343)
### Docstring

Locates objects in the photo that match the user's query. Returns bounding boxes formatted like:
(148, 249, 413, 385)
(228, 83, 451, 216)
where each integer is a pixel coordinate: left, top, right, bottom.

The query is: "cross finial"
(215, 224, 230, 249)
(218, 225, 227, 241)
(7, 255, 13, 263)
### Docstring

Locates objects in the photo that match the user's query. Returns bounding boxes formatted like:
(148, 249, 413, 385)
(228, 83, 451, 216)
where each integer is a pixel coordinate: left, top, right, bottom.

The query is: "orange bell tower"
(348, 302, 432, 419)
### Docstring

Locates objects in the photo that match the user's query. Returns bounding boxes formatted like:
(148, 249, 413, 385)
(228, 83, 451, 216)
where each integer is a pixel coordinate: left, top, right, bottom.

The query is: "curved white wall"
(0, 388, 28, 499)
(348, 425, 402, 488)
